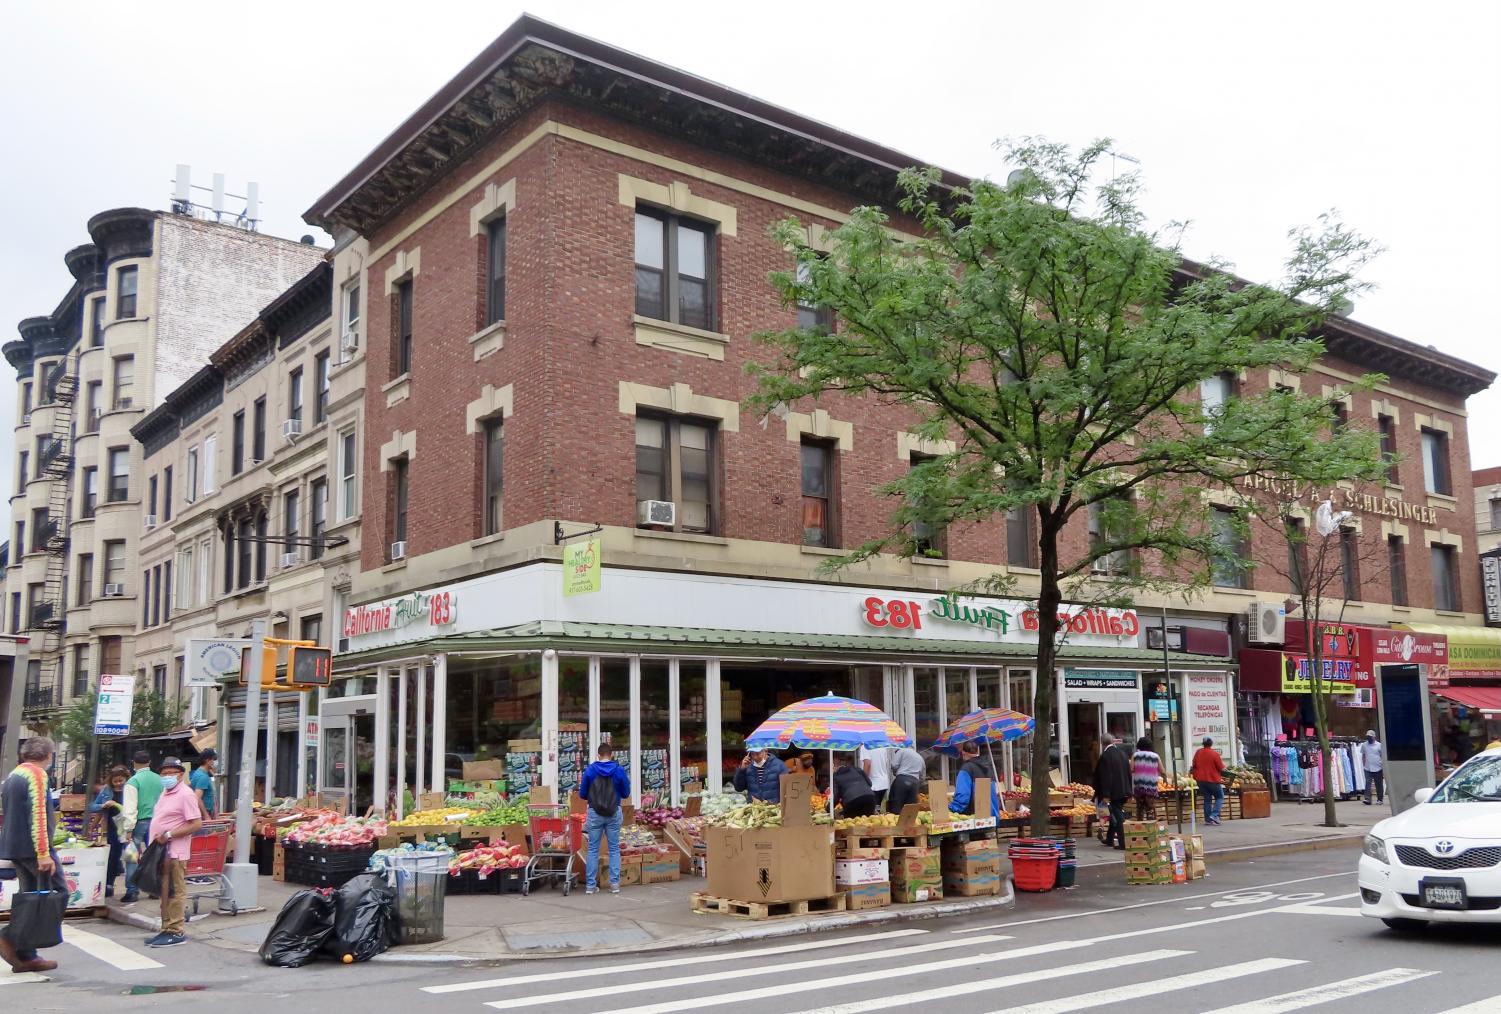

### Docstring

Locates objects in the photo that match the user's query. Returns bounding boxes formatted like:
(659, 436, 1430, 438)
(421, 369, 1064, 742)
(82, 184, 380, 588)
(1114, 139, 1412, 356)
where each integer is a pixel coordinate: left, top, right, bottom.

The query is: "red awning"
(1433, 686, 1501, 715)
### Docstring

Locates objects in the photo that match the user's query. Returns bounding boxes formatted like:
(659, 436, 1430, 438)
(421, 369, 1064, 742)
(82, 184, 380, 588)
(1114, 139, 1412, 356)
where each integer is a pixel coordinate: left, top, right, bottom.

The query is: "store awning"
(1398, 624, 1501, 680)
(335, 620, 1229, 669)
(1433, 686, 1501, 715)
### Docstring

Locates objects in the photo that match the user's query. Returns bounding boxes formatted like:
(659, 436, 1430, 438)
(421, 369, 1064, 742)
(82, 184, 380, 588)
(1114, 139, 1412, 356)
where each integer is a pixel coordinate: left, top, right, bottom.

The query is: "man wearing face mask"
(144, 758, 203, 947)
(1360, 730, 1385, 806)
(732, 749, 789, 803)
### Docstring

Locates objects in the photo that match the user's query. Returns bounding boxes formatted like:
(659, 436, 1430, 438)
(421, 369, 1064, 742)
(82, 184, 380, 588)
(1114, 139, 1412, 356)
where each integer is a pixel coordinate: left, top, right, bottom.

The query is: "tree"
(751, 138, 1383, 835)
(53, 689, 186, 777)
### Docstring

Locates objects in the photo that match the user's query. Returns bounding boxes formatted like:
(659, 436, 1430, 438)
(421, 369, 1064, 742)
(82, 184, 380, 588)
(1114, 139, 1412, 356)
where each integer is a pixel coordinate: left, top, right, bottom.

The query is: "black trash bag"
(258, 889, 338, 967)
(322, 873, 400, 963)
(134, 840, 167, 898)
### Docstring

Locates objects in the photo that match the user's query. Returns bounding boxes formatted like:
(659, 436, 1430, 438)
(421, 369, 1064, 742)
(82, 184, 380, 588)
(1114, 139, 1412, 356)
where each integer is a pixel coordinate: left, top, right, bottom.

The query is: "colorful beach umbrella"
(744, 693, 911, 752)
(931, 707, 1035, 756)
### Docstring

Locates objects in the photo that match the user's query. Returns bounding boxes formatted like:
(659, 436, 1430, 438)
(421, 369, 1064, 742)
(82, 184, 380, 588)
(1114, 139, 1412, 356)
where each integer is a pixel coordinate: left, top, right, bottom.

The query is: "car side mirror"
(1413, 787, 1434, 805)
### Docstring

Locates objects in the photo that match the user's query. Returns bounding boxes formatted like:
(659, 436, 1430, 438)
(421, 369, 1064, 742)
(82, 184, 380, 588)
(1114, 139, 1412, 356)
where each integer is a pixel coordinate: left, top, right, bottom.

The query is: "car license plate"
(1420, 877, 1467, 910)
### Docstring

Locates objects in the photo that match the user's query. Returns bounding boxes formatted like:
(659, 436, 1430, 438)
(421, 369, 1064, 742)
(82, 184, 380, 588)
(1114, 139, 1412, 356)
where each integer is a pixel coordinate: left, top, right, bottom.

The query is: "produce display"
(449, 843, 527, 875)
(714, 801, 783, 829)
(619, 826, 660, 850)
(284, 813, 390, 846)
(1156, 775, 1199, 792)
(637, 805, 685, 830)
(1057, 783, 1095, 797)
(464, 799, 531, 826)
(391, 806, 478, 827)
(1048, 804, 1098, 819)
(1225, 766, 1267, 789)
(686, 790, 748, 820)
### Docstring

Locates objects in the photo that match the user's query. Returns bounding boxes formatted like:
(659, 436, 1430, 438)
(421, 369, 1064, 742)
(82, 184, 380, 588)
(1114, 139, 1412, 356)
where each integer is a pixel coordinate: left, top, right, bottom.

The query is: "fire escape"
(24, 352, 78, 717)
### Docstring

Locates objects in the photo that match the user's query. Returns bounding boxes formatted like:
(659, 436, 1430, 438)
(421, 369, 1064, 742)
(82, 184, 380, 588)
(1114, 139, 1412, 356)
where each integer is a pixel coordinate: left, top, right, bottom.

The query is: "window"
(163, 560, 171, 617)
(1199, 373, 1234, 432)
(1088, 500, 1132, 575)
(8, 593, 18, 634)
(800, 439, 836, 548)
(176, 545, 194, 609)
(1388, 535, 1407, 607)
(794, 261, 833, 335)
(342, 282, 360, 344)
(152, 665, 167, 698)
(1378, 414, 1399, 484)
(36, 434, 59, 474)
(288, 368, 303, 426)
(185, 446, 199, 503)
(1492, 498, 1501, 532)
(202, 434, 216, 494)
(1431, 543, 1460, 612)
(482, 418, 503, 536)
(162, 466, 172, 522)
(1286, 517, 1307, 596)
(14, 522, 23, 559)
(252, 396, 266, 462)
(395, 279, 413, 375)
(72, 645, 90, 698)
(147, 475, 158, 520)
(634, 414, 716, 534)
(1331, 401, 1349, 434)
(1339, 527, 1361, 601)
(30, 508, 48, 553)
(314, 351, 330, 423)
(16, 452, 27, 494)
(99, 636, 122, 675)
(236, 517, 253, 590)
(339, 430, 357, 520)
(25, 584, 45, 629)
(390, 459, 409, 553)
(1210, 507, 1248, 588)
(255, 513, 267, 582)
(76, 555, 93, 606)
(1007, 505, 1034, 568)
(116, 265, 138, 318)
(300, 613, 323, 646)
(222, 523, 234, 594)
(90, 296, 106, 347)
(107, 448, 129, 502)
(1421, 427, 1452, 495)
(142, 570, 151, 626)
(485, 217, 506, 325)
(284, 489, 300, 551)
(84, 381, 101, 431)
(81, 467, 98, 518)
(37, 362, 58, 405)
(309, 478, 328, 561)
(231, 411, 245, 474)
(634, 209, 715, 330)
(908, 452, 946, 558)
(103, 540, 125, 591)
(112, 355, 134, 409)
(20, 382, 32, 419)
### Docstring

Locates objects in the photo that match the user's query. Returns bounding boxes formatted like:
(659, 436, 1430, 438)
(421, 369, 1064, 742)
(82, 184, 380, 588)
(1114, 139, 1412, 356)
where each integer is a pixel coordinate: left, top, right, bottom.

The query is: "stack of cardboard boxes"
(835, 850, 891, 910)
(1123, 820, 1172, 885)
(889, 844, 944, 903)
(939, 777, 1002, 898)
(703, 774, 836, 907)
(1170, 832, 1207, 881)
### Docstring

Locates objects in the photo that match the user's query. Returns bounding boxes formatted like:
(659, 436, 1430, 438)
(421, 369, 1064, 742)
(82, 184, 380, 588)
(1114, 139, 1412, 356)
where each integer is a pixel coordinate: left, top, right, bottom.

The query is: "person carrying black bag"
(0, 736, 68, 974)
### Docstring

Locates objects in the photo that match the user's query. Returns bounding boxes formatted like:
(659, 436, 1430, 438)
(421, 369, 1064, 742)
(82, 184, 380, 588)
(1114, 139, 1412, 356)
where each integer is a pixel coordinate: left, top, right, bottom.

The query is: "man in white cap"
(1360, 730, 1384, 805)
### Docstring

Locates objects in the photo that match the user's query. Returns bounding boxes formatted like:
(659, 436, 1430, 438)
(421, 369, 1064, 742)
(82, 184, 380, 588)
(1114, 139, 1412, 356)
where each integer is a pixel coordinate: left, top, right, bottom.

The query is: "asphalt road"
(6, 844, 1500, 1014)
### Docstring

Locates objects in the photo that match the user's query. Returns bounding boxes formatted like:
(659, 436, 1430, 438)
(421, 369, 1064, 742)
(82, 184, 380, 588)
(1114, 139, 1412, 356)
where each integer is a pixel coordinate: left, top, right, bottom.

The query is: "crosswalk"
(0, 921, 164, 985)
(419, 921, 1501, 1014)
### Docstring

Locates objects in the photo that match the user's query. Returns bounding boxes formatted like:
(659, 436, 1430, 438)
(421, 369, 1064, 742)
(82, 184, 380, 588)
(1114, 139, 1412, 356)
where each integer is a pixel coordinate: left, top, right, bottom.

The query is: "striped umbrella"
(744, 694, 910, 820)
(931, 707, 1035, 756)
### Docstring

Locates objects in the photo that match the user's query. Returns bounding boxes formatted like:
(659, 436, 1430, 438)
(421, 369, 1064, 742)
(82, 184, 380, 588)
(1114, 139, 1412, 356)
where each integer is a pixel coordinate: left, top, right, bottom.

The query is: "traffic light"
(239, 645, 282, 689)
(289, 646, 332, 687)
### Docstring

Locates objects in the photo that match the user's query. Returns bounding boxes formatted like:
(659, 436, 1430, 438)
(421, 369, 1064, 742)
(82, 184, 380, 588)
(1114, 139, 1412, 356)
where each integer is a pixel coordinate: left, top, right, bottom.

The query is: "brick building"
(296, 17, 1495, 813)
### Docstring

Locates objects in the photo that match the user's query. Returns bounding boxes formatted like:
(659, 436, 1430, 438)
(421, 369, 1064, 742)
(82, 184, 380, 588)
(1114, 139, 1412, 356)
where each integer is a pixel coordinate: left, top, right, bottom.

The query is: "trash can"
(393, 868, 447, 945)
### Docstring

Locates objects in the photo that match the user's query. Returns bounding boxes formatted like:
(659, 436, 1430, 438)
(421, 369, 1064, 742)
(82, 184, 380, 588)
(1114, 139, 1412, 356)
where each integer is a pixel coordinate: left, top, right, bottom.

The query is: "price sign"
(94, 673, 136, 737)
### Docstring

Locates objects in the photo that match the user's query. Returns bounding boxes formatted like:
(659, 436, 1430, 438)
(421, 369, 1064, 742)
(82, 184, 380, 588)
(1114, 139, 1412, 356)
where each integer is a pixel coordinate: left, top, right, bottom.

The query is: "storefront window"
(976, 668, 1003, 710)
(680, 661, 707, 795)
(720, 663, 855, 788)
(913, 666, 943, 780)
(600, 658, 632, 778)
(640, 660, 671, 803)
(946, 667, 972, 730)
(445, 656, 542, 798)
(558, 657, 589, 797)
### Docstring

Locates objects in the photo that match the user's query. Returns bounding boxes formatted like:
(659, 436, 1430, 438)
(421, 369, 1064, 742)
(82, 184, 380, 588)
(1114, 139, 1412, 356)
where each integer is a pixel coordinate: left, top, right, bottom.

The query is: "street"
(5, 845, 1500, 1013)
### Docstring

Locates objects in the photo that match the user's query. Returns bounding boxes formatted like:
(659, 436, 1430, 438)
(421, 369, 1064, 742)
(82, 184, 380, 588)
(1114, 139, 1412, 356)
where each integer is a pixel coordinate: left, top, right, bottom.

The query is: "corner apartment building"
(291, 17, 1494, 815)
(1476, 466, 1501, 556)
(3, 208, 324, 756)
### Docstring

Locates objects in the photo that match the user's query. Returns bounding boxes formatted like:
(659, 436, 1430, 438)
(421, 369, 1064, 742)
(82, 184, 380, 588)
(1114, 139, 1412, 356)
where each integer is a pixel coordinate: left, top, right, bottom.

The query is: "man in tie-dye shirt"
(0, 736, 66, 974)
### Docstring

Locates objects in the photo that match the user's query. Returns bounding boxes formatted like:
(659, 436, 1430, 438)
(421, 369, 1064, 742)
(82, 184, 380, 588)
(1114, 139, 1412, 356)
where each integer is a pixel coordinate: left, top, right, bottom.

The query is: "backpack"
(587, 769, 620, 817)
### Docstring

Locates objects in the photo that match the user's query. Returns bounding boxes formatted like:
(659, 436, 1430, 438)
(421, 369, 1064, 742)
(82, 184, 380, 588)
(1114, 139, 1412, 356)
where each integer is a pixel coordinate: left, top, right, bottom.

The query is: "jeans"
(1103, 796, 1129, 847)
(105, 838, 124, 896)
(1365, 770, 1385, 804)
(584, 808, 623, 889)
(123, 822, 151, 895)
(841, 795, 877, 818)
(0, 853, 66, 961)
(1198, 781, 1225, 822)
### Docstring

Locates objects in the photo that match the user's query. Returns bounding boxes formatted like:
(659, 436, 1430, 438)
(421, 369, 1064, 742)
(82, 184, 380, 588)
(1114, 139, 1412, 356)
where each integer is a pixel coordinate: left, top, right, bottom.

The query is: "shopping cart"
(522, 804, 582, 896)
(183, 819, 239, 916)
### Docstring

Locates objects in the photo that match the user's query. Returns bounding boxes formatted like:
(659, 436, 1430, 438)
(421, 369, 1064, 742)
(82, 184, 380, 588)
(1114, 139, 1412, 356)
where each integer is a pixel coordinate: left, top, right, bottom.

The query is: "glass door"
(319, 715, 351, 815)
(1106, 706, 1139, 752)
(1066, 701, 1103, 785)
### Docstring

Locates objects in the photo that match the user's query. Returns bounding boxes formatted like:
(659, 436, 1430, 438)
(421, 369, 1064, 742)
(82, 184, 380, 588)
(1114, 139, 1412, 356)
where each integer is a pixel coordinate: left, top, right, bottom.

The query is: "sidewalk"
(107, 798, 1376, 964)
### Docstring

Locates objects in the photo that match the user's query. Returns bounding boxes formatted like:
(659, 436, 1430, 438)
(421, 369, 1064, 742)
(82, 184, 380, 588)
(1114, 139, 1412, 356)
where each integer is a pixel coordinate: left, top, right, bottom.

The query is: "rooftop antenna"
(169, 165, 261, 231)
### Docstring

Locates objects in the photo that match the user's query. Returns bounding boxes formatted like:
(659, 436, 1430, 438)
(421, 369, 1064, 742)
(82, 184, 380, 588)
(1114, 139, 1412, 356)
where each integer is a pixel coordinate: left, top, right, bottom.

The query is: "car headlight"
(1363, 834, 1389, 863)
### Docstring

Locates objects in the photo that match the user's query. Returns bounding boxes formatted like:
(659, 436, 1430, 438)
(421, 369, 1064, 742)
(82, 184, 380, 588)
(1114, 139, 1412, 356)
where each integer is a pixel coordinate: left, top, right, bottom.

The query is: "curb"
(1204, 833, 1366, 862)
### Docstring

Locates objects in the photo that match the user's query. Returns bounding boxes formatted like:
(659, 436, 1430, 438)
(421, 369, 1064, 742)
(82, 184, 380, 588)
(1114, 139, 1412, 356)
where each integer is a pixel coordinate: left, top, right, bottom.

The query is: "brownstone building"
(296, 16, 1494, 814)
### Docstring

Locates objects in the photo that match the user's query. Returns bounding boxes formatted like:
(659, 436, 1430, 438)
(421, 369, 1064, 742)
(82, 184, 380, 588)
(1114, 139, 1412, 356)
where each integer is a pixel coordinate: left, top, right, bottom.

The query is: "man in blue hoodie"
(949, 741, 1000, 817)
(732, 749, 789, 803)
(578, 743, 631, 894)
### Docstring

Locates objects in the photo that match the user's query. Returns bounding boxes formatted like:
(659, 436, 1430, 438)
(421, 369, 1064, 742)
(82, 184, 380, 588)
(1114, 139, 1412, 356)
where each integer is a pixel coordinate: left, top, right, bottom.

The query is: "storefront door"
(320, 698, 376, 816)
(1067, 702, 1104, 784)
(1106, 705, 1139, 751)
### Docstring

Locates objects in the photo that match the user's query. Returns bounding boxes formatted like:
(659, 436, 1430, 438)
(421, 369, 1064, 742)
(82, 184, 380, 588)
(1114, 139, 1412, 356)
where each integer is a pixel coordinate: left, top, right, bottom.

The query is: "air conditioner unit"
(340, 331, 359, 353)
(90, 409, 102, 425)
(1338, 687, 1375, 708)
(389, 540, 407, 561)
(117, 397, 133, 409)
(1246, 601, 1286, 645)
(143, 514, 158, 530)
(637, 500, 676, 528)
(21, 413, 31, 425)
(102, 583, 125, 597)
(282, 419, 302, 441)
(281, 551, 300, 568)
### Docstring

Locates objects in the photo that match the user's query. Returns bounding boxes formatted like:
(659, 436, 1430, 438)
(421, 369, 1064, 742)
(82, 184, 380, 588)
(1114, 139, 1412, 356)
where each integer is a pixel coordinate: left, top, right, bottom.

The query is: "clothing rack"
(1269, 738, 1367, 802)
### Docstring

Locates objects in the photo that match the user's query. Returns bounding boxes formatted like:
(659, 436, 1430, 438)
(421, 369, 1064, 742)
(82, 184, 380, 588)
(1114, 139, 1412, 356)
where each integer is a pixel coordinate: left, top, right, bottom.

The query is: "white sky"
(2, 1, 1497, 537)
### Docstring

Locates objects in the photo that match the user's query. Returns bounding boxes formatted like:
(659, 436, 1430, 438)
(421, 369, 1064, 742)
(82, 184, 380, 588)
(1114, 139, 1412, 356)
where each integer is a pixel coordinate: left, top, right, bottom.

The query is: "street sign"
(186, 638, 249, 688)
(94, 673, 136, 737)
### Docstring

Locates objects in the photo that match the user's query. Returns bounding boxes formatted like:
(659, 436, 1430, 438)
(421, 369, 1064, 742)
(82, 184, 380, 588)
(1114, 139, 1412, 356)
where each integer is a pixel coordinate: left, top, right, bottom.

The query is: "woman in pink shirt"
(145, 757, 202, 947)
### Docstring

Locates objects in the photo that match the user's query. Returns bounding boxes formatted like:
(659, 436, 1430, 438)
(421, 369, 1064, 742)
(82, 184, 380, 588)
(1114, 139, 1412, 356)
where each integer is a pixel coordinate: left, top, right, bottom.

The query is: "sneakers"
(147, 933, 187, 948)
(585, 886, 599, 895)
(120, 890, 139, 904)
(610, 883, 621, 895)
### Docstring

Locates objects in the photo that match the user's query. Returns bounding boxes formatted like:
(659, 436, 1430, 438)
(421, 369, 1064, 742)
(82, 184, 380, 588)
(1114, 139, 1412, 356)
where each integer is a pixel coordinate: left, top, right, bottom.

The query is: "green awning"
(335, 620, 1226, 669)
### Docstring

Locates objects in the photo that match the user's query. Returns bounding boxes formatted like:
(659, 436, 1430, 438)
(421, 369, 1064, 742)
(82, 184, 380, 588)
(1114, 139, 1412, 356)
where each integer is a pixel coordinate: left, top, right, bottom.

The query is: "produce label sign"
(562, 538, 602, 597)
(94, 673, 135, 736)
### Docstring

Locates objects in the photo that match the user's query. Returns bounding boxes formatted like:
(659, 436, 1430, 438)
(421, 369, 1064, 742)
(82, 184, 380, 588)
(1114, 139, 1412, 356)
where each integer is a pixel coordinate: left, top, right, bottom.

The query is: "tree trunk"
(1028, 523, 1065, 838)
(1312, 681, 1340, 827)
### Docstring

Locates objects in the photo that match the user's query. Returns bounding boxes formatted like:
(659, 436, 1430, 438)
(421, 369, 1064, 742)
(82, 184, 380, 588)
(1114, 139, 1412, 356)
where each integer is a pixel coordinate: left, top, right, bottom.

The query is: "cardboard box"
(835, 858, 889, 887)
(272, 841, 286, 882)
(889, 846, 943, 892)
(836, 843, 889, 861)
(1047, 792, 1074, 809)
(1124, 849, 1170, 866)
(1123, 820, 1166, 835)
(941, 842, 1001, 878)
(944, 869, 1002, 897)
(619, 854, 643, 887)
(779, 773, 815, 825)
(1189, 857, 1207, 880)
(527, 784, 555, 805)
(463, 760, 505, 781)
(59, 793, 87, 814)
(641, 857, 682, 884)
(844, 881, 892, 911)
(705, 825, 834, 904)
(891, 880, 943, 903)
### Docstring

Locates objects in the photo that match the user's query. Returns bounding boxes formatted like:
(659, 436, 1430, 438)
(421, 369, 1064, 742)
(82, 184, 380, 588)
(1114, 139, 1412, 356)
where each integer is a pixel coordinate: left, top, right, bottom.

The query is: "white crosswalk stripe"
(1199, 967, 1439, 1013)
(61, 925, 163, 971)
(481, 933, 1014, 1011)
(993, 958, 1306, 1014)
(0, 973, 50, 986)
(423, 928, 930, 994)
(1436, 999, 1501, 1014)
(630, 950, 1191, 1014)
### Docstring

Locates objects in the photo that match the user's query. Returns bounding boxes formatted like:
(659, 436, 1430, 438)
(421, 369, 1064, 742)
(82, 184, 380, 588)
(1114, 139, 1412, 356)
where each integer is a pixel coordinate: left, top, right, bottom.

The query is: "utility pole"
(225, 617, 265, 910)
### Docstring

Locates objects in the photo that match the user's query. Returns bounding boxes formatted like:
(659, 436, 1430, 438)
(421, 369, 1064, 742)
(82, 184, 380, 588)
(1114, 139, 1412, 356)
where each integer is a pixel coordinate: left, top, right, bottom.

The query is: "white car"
(1359, 748, 1501, 930)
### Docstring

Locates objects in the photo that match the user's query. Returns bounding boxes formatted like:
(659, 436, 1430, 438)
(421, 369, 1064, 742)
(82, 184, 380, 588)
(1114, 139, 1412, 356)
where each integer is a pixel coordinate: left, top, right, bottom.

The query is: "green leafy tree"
(751, 138, 1384, 834)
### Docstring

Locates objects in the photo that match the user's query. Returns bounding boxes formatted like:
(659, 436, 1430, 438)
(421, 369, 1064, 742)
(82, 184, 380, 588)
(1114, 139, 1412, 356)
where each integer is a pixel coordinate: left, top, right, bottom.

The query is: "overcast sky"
(2, 1, 1497, 537)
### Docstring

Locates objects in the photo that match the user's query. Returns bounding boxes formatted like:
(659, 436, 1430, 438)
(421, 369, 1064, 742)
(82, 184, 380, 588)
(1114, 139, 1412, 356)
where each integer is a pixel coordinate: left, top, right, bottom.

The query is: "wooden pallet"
(690, 891, 848, 920)
(929, 827, 997, 845)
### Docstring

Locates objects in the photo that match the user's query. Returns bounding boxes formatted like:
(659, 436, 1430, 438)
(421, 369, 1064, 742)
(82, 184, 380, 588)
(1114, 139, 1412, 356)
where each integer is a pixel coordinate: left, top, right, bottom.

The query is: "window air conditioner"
(1246, 601, 1286, 645)
(282, 419, 302, 441)
(636, 500, 676, 528)
(117, 397, 133, 409)
(389, 540, 407, 561)
(341, 331, 359, 353)
(281, 551, 300, 568)
(21, 413, 31, 425)
(144, 514, 158, 530)
(102, 583, 125, 597)
(90, 409, 102, 425)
